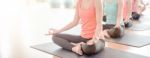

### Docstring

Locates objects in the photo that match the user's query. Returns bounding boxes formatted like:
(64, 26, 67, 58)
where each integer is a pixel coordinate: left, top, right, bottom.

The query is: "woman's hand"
(114, 24, 120, 28)
(87, 31, 105, 45)
(46, 28, 61, 35)
(87, 24, 105, 45)
(94, 31, 105, 40)
(87, 39, 95, 45)
(87, 34, 104, 45)
(94, 24, 105, 40)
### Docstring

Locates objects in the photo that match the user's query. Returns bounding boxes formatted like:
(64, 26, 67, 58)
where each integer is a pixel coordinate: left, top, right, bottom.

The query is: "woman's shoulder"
(76, 0, 81, 7)
(77, 0, 82, 3)
(76, 0, 82, 5)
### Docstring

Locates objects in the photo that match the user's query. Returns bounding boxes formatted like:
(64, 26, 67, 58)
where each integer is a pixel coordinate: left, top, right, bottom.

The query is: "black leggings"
(52, 24, 117, 51)
(132, 12, 141, 20)
(52, 34, 89, 51)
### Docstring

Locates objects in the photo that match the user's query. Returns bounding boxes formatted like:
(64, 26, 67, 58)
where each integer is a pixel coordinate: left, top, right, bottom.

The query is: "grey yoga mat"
(129, 17, 150, 31)
(31, 43, 150, 58)
(105, 32, 150, 47)
(129, 23, 150, 31)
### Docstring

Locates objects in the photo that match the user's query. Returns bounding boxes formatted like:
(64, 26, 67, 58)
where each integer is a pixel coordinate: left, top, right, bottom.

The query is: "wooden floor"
(0, 0, 150, 58)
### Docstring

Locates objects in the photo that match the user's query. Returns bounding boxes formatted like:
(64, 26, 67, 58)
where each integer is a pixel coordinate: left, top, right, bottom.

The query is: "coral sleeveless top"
(77, 0, 96, 39)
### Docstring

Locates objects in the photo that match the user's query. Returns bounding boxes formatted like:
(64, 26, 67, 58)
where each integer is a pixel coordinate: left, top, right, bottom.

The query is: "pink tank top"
(123, 0, 128, 20)
(77, 0, 96, 39)
(132, 0, 137, 12)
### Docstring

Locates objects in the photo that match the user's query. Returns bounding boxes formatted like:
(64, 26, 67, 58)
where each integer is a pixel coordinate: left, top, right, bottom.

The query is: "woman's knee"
(52, 34, 60, 42)
(52, 34, 66, 43)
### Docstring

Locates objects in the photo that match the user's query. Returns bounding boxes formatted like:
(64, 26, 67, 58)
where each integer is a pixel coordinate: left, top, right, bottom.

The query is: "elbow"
(71, 21, 79, 26)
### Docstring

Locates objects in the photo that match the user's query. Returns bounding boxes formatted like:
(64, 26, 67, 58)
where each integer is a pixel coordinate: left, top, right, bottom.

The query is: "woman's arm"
(137, 0, 146, 14)
(95, 0, 104, 39)
(137, 0, 145, 6)
(52, 1, 80, 33)
(126, 0, 132, 20)
(87, 0, 104, 45)
(116, 0, 124, 27)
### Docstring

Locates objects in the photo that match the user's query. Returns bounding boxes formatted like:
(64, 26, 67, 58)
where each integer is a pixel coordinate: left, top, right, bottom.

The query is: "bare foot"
(71, 42, 84, 55)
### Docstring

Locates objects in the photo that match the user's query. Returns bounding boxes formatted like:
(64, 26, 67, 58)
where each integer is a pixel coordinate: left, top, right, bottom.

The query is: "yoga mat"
(129, 17, 150, 31)
(31, 43, 150, 58)
(129, 23, 150, 31)
(106, 32, 150, 47)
